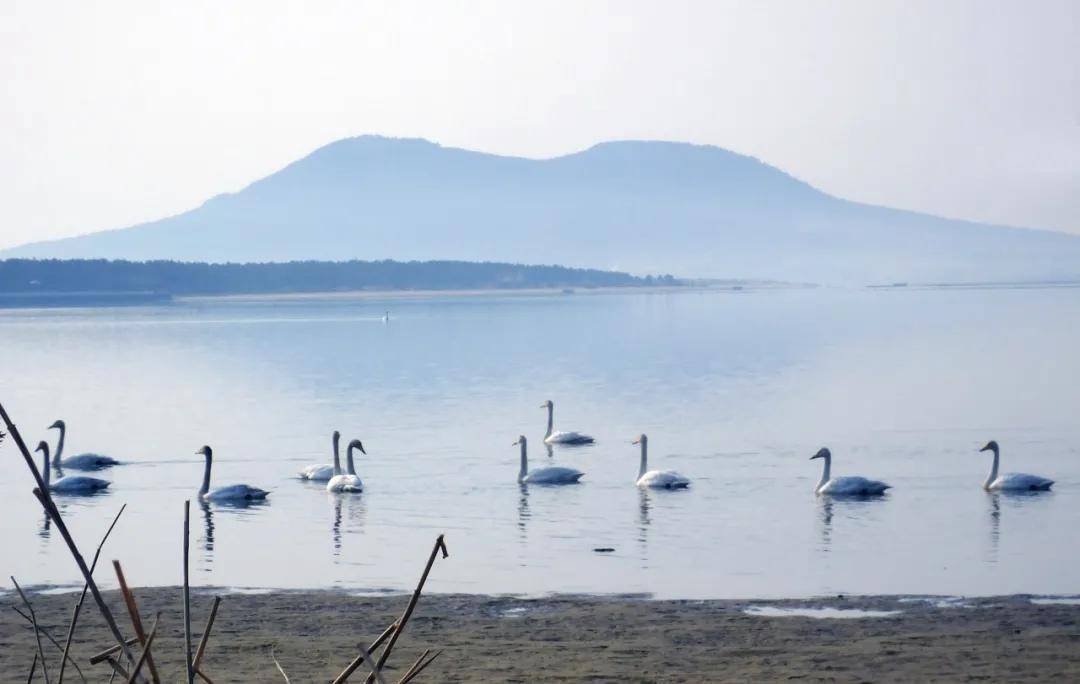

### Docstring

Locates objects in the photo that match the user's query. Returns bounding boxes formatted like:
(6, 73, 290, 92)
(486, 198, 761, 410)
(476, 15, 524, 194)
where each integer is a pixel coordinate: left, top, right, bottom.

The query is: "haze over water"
(2, 286, 1078, 599)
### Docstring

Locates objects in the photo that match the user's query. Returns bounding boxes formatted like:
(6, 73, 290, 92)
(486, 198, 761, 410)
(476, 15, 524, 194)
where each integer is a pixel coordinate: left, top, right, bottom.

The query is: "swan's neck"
(199, 454, 211, 496)
(817, 454, 831, 492)
(54, 424, 65, 464)
(984, 446, 1000, 490)
(42, 449, 50, 487)
(518, 442, 528, 483)
(332, 436, 341, 476)
(638, 441, 648, 479)
(346, 445, 357, 476)
(545, 405, 553, 439)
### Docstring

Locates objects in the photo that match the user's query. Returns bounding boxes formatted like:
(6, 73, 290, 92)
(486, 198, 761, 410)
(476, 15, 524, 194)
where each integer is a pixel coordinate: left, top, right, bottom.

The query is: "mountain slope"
(6, 136, 1079, 283)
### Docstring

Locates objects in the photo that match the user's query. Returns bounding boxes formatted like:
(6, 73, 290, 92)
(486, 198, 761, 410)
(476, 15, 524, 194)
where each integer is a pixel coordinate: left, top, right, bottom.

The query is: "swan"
(541, 400, 595, 445)
(979, 440, 1053, 491)
(810, 447, 890, 496)
(37, 441, 110, 494)
(48, 420, 120, 470)
(515, 435, 584, 484)
(327, 439, 365, 493)
(633, 434, 690, 489)
(196, 445, 269, 502)
(298, 431, 340, 481)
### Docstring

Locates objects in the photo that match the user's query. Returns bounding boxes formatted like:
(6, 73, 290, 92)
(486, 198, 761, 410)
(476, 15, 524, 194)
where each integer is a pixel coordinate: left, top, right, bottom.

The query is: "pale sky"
(1, 0, 1078, 251)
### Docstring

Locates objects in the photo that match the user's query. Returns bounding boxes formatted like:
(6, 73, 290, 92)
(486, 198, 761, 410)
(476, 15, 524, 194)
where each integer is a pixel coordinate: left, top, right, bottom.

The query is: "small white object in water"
(744, 606, 901, 619)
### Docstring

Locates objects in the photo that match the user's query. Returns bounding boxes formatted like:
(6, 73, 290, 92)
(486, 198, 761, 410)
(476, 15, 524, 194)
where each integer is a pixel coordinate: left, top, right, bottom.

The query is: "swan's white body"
(327, 439, 364, 493)
(49, 420, 120, 470)
(811, 448, 890, 496)
(633, 435, 690, 489)
(542, 400, 595, 445)
(516, 436, 584, 484)
(197, 446, 268, 502)
(299, 431, 340, 481)
(38, 441, 110, 494)
(980, 441, 1053, 492)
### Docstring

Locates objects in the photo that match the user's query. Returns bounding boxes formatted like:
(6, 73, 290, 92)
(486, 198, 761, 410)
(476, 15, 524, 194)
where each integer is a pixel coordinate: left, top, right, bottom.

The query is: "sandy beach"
(2, 589, 1078, 682)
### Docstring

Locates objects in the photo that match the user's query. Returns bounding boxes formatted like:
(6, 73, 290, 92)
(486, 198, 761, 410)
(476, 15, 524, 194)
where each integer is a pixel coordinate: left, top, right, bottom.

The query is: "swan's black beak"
(979, 444, 992, 452)
(810, 454, 822, 460)
(48, 420, 62, 430)
(359, 443, 367, 455)
(632, 439, 640, 445)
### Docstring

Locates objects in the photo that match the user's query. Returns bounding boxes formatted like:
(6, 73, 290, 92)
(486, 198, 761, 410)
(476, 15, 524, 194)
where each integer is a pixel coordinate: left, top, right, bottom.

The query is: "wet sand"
(2, 590, 1078, 682)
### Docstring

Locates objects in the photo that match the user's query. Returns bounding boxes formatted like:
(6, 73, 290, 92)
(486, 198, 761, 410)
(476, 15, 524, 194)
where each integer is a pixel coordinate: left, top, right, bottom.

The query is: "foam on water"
(744, 606, 902, 619)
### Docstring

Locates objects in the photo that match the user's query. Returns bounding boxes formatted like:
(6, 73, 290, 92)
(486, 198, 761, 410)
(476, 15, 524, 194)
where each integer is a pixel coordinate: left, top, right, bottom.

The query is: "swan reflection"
(330, 493, 367, 556)
(637, 488, 651, 545)
(517, 484, 530, 540)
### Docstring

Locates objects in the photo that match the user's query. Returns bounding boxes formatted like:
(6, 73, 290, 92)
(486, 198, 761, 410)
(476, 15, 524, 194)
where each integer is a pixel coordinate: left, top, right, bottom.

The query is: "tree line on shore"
(0, 258, 677, 295)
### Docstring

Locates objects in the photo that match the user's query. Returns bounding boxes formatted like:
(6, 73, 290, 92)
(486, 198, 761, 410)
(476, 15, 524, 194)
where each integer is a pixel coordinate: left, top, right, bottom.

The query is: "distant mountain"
(5, 136, 1079, 283)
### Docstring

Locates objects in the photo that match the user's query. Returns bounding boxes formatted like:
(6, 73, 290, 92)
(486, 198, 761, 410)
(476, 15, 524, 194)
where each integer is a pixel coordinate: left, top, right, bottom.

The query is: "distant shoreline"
(1, 588, 1077, 682)
(175, 283, 739, 303)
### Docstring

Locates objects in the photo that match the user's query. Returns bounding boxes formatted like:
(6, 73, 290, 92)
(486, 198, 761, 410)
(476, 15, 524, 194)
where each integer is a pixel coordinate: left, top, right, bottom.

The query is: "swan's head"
(196, 445, 212, 459)
(348, 439, 366, 454)
(48, 419, 65, 430)
(979, 440, 999, 453)
(540, 400, 553, 409)
(35, 440, 49, 455)
(632, 434, 647, 446)
(810, 447, 831, 460)
(513, 435, 527, 446)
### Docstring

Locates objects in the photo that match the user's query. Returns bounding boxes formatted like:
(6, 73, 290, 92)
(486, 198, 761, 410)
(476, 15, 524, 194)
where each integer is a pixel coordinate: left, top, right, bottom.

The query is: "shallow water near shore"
(2, 286, 1079, 598)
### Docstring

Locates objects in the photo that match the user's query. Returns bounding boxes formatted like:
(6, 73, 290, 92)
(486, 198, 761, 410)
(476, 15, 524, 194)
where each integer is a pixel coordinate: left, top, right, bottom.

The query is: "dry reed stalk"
(29, 488, 141, 673)
(270, 645, 291, 683)
(0, 402, 135, 668)
(11, 576, 50, 684)
(395, 648, 429, 683)
(124, 613, 159, 684)
(183, 500, 194, 684)
(399, 651, 441, 684)
(58, 504, 126, 684)
(191, 596, 221, 671)
(26, 652, 38, 684)
(331, 620, 397, 683)
(103, 657, 129, 681)
(10, 607, 88, 683)
(89, 638, 141, 665)
(361, 535, 449, 684)
(113, 562, 161, 684)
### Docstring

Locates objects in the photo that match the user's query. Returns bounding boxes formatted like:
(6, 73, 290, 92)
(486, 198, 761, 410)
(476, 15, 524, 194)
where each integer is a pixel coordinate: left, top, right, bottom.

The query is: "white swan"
(810, 447, 890, 496)
(48, 420, 120, 470)
(38, 441, 110, 494)
(541, 400, 594, 445)
(299, 431, 340, 481)
(197, 445, 269, 502)
(327, 439, 365, 493)
(516, 435, 584, 484)
(633, 434, 690, 489)
(979, 440, 1053, 491)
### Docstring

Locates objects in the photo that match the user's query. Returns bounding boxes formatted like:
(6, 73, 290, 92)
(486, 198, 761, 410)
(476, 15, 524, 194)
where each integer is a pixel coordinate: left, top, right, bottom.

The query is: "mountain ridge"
(5, 135, 1078, 283)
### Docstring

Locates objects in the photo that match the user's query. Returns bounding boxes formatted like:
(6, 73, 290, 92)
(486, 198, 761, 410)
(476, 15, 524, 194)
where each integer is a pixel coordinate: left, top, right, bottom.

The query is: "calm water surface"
(1, 287, 1078, 599)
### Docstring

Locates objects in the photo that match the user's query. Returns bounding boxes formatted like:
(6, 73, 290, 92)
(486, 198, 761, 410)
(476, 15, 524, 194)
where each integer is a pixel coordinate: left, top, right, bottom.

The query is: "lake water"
(2, 286, 1079, 599)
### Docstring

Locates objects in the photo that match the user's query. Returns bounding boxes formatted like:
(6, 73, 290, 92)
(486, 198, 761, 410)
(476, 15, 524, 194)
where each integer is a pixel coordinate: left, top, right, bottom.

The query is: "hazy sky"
(2, 0, 1077, 250)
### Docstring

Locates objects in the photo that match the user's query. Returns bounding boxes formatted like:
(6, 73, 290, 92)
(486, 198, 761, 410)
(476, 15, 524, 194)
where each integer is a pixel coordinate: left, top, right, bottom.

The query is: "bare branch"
(11, 576, 50, 684)
(270, 646, 291, 684)
(60, 504, 125, 684)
